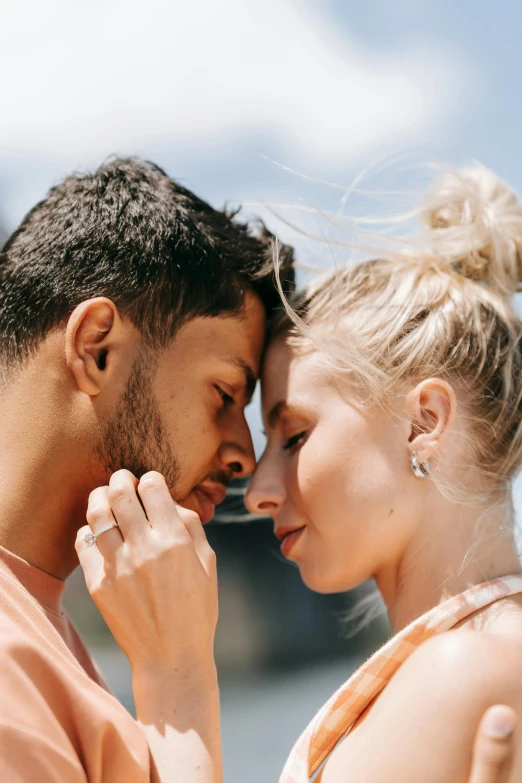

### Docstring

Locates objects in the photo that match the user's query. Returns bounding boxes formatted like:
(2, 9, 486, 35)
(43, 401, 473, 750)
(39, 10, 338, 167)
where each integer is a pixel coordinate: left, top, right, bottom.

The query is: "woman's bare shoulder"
(321, 630, 522, 783)
(395, 629, 522, 690)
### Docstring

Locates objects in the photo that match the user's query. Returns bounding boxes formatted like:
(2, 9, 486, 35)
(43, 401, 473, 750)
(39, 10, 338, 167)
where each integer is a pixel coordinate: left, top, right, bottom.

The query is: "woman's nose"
(245, 469, 285, 516)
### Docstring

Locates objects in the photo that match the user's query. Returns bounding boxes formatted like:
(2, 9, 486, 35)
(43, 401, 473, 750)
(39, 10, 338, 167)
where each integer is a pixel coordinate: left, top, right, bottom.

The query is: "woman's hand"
(76, 469, 222, 783)
(76, 468, 218, 677)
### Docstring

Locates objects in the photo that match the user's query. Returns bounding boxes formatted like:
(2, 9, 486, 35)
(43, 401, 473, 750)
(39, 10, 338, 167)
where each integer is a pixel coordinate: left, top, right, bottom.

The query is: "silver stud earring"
(411, 450, 430, 479)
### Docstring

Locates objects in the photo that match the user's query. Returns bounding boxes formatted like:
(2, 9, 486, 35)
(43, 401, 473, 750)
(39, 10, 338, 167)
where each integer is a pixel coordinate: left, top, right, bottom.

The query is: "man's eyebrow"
(267, 400, 288, 428)
(225, 358, 257, 402)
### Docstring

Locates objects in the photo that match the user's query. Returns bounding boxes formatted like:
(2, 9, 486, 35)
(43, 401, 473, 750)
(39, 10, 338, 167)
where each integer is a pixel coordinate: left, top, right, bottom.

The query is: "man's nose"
(218, 421, 256, 478)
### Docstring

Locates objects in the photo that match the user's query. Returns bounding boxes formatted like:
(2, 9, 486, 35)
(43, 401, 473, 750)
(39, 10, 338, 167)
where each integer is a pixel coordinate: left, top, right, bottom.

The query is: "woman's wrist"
(132, 656, 222, 783)
(131, 653, 217, 685)
(132, 659, 219, 718)
(132, 658, 218, 701)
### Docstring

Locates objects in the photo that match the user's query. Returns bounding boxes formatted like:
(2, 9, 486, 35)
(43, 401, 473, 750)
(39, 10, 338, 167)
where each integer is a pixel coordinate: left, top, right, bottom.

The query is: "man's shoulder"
(0, 587, 79, 689)
(0, 613, 90, 782)
(0, 617, 61, 682)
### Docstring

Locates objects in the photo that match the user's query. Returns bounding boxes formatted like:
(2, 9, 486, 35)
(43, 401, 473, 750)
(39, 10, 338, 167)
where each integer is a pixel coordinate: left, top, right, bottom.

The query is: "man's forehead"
(173, 314, 260, 378)
(172, 308, 262, 346)
(220, 355, 258, 399)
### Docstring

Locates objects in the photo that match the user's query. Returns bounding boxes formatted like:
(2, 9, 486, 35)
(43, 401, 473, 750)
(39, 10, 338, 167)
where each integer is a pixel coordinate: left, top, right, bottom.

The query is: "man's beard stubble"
(95, 352, 181, 490)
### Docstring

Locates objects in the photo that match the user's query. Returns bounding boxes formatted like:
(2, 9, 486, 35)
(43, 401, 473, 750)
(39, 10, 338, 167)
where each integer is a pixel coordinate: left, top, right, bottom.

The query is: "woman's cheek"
(294, 432, 346, 512)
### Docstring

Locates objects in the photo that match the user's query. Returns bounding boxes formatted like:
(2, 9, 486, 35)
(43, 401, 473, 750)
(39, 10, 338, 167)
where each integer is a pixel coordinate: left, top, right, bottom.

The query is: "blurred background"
(2, 0, 522, 779)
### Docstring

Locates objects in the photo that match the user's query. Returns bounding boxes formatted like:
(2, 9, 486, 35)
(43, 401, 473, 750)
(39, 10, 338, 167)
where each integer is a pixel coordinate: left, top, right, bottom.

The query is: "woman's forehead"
(260, 339, 327, 407)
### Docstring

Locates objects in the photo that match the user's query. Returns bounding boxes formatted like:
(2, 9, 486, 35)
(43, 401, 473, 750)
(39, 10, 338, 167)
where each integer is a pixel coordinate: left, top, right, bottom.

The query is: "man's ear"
(65, 298, 125, 396)
(405, 378, 457, 462)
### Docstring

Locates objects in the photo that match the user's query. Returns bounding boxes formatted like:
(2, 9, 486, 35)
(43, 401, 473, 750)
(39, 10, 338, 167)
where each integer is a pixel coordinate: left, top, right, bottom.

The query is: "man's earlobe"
(65, 298, 119, 396)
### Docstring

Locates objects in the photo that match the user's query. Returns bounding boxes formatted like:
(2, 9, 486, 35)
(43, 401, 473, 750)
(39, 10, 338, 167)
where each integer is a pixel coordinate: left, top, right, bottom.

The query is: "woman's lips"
(276, 526, 306, 558)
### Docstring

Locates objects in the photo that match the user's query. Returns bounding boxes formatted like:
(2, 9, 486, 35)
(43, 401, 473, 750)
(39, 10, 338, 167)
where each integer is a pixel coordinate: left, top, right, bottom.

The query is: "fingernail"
(484, 706, 516, 738)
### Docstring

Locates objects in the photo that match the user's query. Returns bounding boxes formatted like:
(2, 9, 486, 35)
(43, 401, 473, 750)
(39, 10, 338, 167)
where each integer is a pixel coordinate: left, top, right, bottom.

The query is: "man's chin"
(178, 489, 215, 525)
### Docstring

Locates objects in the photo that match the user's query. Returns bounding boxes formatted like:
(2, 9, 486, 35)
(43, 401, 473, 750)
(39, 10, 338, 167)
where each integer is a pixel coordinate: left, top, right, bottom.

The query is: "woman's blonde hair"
(274, 163, 522, 498)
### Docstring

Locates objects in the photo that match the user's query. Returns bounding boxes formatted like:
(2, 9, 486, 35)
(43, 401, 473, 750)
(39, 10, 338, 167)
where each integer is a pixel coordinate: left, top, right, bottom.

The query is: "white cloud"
(0, 0, 473, 167)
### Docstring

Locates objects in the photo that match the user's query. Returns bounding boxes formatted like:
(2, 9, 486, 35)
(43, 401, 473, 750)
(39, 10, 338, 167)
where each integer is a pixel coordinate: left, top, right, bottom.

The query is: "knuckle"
(110, 468, 135, 483)
(177, 506, 201, 523)
(88, 486, 109, 505)
(479, 739, 512, 768)
(87, 505, 109, 525)
(108, 482, 131, 504)
(139, 471, 165, 491)
(167, 535, 193, 554)
(133, 551, 158, 571)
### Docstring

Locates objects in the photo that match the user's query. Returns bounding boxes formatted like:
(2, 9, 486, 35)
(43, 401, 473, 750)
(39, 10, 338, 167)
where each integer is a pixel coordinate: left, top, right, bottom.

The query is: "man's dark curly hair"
(0, 157, 295, 365)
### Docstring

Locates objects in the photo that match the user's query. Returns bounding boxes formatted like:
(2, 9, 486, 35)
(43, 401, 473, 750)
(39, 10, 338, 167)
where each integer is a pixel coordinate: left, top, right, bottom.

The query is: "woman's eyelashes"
(283, 431, 308, 451)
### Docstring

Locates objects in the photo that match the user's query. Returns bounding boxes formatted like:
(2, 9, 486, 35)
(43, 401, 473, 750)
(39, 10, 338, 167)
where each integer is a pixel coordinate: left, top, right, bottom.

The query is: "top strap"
(279, 574, 522, 783)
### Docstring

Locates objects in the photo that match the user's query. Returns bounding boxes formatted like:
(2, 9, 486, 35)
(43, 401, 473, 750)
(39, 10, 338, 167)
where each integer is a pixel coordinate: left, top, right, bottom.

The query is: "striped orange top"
(280, 575, 522, 783)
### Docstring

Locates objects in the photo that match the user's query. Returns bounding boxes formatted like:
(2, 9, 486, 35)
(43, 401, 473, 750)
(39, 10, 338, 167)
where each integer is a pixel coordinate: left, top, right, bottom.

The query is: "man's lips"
(197, 482, 228, 506)
(190, 482, 228, 524)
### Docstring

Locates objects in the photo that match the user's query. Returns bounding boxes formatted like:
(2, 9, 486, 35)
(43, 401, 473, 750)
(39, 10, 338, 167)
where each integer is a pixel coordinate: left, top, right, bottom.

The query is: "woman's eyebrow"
(267, 400, 288, 427)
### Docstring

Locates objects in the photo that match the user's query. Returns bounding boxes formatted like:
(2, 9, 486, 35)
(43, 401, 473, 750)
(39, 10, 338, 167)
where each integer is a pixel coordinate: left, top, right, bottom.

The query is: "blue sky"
(4, 0, 518, 225)
(329, 0, 522, 180)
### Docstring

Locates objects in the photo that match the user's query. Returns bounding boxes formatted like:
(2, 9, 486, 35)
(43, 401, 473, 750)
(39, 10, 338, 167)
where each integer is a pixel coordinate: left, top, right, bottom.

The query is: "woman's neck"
(374, 485, 522, 634)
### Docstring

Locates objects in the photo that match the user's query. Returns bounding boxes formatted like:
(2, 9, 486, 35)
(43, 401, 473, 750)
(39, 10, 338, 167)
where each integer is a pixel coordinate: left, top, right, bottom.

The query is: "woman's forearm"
(133, 663, 223, 783)
(76, 474, 223, 782)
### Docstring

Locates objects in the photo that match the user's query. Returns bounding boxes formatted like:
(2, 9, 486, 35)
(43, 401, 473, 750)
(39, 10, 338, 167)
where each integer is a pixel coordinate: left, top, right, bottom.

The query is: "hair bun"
(422, 164, 522, 297)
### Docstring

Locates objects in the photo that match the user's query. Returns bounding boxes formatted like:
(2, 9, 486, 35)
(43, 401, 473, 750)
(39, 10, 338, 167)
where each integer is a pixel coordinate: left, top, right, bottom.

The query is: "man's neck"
(0, 368, 95, 580)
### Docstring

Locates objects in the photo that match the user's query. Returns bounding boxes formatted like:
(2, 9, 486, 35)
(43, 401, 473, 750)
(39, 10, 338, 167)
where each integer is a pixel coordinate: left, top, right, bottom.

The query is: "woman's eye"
(215, 385, 234, 407)
(283, 431, 308, 451)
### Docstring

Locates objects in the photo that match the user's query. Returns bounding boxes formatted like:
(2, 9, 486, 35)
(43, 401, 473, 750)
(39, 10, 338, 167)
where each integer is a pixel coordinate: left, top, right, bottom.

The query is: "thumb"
(469, 705, 516, 783)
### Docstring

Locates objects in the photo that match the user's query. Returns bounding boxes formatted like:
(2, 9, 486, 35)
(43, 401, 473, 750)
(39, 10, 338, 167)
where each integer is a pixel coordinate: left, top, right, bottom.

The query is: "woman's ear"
(65, 298, 122, 397)
(405, 378, 457, 462)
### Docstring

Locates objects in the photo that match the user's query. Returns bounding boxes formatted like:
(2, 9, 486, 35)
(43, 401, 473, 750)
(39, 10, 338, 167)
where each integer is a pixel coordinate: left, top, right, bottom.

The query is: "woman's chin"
(299, 563, 365, 595)
(299, 566, 354, 595)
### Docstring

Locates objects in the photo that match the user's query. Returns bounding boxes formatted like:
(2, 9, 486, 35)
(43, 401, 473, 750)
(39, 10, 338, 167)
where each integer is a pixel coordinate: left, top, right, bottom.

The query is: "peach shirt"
(0, 544, 150, 782)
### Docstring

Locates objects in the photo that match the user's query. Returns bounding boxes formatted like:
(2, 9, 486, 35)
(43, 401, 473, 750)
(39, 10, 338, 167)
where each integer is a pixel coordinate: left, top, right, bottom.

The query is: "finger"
(138, 472, 189, 539)
(469, 705, 516, 783)
(86, 486, 122, 555)
(75, 524, 107, 593)
(107, 470, 149, 543)
(176, 505, 216, 574)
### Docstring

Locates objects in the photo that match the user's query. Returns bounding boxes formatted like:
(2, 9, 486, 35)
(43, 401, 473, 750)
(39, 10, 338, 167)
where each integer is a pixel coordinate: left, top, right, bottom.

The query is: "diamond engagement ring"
(84, 523, 119, 547)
